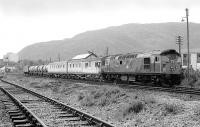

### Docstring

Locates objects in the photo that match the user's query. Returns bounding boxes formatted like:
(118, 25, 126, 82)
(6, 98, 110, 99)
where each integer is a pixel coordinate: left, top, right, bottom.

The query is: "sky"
(0, 0, 200, 58)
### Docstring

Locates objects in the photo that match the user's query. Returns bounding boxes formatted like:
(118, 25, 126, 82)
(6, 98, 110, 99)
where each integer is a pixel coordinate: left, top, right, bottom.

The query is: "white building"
(182, 49, 200, 71)
(3, 52, 19, 63)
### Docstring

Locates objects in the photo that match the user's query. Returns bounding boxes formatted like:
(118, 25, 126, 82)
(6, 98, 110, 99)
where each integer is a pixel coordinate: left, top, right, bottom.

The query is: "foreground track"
(0, 83, 47, 127)
(0, 79, 114, 127)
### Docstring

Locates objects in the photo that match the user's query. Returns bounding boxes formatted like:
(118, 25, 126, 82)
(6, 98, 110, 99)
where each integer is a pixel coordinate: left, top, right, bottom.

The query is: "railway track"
(0, 79, 114, 127)
(33, 75, 200, 96)
(39, 75, 200, 96)
(0, 85, 47, 127)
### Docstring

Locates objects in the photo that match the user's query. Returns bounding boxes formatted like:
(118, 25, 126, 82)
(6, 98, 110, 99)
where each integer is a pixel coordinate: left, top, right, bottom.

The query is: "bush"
(80, 95, 95, 107)
(123, 101, 144, 116)
(144, 95, 156, 104)
(52, 86, 60, 92)
(93, 90, 105, 99)
(163, 103, 182, 115)
(97, 97, 109, 107)
(105, 88, 121, 98)
(78, 87, 125, 107)
(182, 69, 200, 87)
(77, 93, 85, 101)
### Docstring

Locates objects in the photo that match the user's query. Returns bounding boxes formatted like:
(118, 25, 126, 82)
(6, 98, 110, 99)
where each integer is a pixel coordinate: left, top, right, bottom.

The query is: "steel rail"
(1, 79, 115, 127)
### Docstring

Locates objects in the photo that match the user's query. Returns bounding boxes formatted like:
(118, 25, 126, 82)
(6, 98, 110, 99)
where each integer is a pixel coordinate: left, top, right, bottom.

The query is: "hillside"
(18, 22, 200, 61)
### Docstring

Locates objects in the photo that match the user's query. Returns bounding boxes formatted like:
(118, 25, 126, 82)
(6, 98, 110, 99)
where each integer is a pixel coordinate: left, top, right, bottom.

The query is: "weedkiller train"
(24, 49, 182, 87)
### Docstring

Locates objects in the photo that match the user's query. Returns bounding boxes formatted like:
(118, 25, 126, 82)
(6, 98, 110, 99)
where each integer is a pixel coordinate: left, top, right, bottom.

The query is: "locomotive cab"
(160, 49, 182, 74)
(160, 49, 182, 85)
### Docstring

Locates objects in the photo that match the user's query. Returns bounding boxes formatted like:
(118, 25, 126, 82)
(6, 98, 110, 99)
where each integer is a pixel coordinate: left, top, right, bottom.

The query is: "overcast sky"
(0, 0, 200, 58)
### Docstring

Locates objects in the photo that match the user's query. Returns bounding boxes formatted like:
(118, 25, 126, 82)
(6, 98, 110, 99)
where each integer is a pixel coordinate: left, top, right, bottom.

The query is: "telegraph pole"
(182, 8, 190, 81)
(176, 35, 183, 55)
(186, 8, 190, 80)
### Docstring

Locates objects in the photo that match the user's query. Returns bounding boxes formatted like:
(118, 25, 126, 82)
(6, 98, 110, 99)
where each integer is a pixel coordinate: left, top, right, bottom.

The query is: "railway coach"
(67, 53, 101, 80)
(47, 61, 68, 78)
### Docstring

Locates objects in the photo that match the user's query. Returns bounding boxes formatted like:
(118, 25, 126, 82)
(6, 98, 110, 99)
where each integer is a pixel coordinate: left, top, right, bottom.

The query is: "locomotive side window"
(144, 58, 150, 64)
(155, 56, 159, 62)
(144, 57, 150, 69)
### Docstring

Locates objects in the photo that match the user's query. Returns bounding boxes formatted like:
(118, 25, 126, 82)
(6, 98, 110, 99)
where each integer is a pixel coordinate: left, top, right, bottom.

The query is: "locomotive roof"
(104, 50, 161, 59)
(103, 49, 180, 59)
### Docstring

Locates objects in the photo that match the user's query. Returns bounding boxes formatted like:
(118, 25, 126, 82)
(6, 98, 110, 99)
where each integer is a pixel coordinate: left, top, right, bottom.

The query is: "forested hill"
(18, 22, 200, 61)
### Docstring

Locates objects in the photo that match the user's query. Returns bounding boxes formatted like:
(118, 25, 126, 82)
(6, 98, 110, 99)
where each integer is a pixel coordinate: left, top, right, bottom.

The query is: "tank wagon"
(24, 49, 182, 86)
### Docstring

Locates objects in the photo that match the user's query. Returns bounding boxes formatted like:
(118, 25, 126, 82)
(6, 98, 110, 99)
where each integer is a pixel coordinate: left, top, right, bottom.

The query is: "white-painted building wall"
(182, 52, 200, 71)
(3, 52, 19, 63)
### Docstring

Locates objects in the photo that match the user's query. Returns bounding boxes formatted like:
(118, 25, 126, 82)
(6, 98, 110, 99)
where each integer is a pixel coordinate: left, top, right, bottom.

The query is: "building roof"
(72, 53, 91, 60)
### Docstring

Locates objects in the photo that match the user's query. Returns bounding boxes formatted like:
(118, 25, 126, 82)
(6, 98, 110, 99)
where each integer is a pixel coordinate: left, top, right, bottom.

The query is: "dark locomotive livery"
(24, 49, 182, 86)
(101, 49, 182, 86)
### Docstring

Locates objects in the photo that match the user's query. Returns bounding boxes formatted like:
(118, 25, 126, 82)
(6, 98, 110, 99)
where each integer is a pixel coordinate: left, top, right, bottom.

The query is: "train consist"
(24, 49, 182, 86)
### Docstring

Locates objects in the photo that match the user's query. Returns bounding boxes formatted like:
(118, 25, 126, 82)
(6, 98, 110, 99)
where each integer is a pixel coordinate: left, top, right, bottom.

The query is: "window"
(120, 61, 123, 65)
(144, 58, 150, 64)
(197, 53, 200, 63)
(85, 63, 88, 68)
(89, 62, 91, 67)
(73, 64, 74, 68)
(69, 64, 71, 68)
(95, 62, 101, 67)
(102, 61, 105, 66)
(155, 57, 159, 62)
(144, 58, 150, 70)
